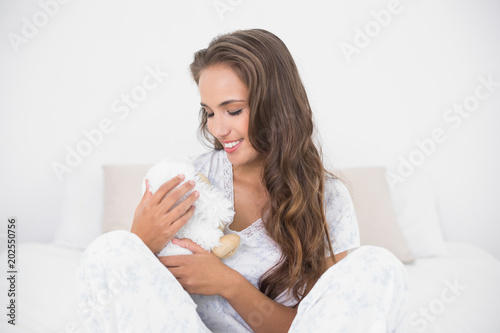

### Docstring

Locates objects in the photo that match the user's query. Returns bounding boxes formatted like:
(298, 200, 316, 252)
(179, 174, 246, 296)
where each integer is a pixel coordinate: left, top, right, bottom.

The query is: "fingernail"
(194, 191, 199, 198)
(178, 174, 185, 180)
(189, 180, 195, 186)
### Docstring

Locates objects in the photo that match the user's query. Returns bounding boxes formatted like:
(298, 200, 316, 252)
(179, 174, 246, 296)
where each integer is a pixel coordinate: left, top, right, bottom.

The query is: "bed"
(2, 163, 499, 332)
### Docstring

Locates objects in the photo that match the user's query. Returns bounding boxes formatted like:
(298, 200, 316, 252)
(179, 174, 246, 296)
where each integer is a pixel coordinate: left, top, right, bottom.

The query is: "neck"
(232, 156, 265, 185)
(232, 155, 270, 214)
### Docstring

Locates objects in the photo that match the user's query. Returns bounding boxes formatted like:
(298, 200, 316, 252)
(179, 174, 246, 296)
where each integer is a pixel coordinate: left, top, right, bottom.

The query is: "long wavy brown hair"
(190, 29, 338, 306)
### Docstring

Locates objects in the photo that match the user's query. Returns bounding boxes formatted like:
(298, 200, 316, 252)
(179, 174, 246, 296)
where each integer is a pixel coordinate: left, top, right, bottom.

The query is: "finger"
(161, 180, 197, 212)
(158, 256, 180, 267)
(140, 178, 151, 201)
(168, 190, 199, 222)
(136, 179, 152, 211)
(168, 205, 196, 232)
(158, 254, 190, 267)
(151, 174, 185, 206)
(166, 266, 183, 278)
(172, 238, 208, 254)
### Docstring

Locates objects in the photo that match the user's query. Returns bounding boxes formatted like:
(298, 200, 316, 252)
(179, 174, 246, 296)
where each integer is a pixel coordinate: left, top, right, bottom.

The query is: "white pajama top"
(188, 150, 361, 332)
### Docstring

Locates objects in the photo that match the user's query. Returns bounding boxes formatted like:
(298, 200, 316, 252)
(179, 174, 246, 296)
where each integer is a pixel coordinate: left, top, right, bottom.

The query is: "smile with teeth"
(224, 139, 243, 148)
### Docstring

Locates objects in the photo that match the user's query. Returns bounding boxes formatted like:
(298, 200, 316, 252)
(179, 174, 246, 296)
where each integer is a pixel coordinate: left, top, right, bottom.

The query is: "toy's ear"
(196, 172, 211, 185)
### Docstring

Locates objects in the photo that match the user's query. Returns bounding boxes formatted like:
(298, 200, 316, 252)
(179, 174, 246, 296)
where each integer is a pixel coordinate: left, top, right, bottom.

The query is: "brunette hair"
(190, 29, 337, 306)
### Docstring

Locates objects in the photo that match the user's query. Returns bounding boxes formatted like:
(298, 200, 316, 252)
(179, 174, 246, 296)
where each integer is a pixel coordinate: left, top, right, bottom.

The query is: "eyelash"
(203, 108, 243, 118)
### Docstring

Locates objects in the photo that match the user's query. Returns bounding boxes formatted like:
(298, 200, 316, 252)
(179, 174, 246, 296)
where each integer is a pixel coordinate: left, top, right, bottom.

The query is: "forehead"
(198, 64, 248, 107)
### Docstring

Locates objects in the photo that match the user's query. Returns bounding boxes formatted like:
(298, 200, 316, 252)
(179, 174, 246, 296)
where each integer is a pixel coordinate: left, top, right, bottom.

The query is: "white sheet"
(0, 243, 83, 333)
(401, 242, 500, 332)
(1, 241, 499, 333)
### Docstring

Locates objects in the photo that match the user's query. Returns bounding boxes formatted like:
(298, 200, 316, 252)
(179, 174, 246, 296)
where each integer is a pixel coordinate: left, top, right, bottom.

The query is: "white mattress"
(1, 241, 499, 332)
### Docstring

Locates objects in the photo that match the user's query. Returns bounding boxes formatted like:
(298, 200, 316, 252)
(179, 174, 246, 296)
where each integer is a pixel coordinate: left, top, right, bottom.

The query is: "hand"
(159, 238, 238, 296)
(131, 176, 199, 254)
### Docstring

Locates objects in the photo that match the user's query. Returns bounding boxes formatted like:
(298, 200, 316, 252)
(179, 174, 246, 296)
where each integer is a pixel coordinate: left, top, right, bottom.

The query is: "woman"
(77, 29, 409, 332)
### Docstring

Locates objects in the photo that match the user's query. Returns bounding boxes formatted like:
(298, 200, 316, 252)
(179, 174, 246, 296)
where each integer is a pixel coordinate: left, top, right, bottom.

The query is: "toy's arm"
(212, 234, 240, 260)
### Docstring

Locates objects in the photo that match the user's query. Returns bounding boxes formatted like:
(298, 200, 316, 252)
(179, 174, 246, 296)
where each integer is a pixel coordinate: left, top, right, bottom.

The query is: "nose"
(209, 115, 230, 138)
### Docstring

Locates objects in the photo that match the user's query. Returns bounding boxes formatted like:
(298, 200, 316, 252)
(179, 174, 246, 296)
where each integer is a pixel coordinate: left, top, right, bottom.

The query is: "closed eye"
(229, 109, 243, 116)
(202, 108, 244, 118)
(201, 107, 214, 118)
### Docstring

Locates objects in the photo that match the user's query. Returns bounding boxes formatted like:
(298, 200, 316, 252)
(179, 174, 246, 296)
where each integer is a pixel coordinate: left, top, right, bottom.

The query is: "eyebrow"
(200, 99, 246, 108)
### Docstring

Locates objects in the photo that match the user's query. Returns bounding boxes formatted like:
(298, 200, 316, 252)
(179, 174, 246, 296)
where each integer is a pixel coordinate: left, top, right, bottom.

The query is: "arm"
(160, 238, 296, 333)
(326, 250, 348, 269)
(323, 177, 361, 269)
(222, 271, 297, 333)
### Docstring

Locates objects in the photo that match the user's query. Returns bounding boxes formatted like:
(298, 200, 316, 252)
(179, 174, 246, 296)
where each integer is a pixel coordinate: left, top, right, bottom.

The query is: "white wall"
(1, 0, 499, 258)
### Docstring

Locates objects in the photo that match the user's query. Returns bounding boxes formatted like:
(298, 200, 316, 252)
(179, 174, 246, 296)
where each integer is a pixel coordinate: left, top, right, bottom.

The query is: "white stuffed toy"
(142, 157, 240, 259)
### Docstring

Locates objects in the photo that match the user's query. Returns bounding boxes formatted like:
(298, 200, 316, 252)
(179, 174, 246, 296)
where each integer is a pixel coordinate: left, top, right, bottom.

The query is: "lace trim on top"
(222, 151, 234, 206)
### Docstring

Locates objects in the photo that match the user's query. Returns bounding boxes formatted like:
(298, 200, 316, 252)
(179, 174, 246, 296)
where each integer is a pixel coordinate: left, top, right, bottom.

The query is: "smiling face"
(198, 64, 263, 169)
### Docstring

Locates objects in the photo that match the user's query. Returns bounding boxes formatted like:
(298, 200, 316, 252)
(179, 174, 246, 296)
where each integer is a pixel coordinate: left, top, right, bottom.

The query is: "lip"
(223, 139, 243, 153)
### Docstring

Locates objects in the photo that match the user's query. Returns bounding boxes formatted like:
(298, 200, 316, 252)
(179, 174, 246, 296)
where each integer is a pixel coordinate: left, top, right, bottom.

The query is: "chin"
(230, 154, 263, 169)
(226, 155, 246, 166)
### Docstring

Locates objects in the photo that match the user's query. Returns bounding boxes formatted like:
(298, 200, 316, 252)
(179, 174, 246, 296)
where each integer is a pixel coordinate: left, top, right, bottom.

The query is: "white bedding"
(402, 242, 500, 332)
(1, 241, 499, 333)
(0, 243, 83, 333)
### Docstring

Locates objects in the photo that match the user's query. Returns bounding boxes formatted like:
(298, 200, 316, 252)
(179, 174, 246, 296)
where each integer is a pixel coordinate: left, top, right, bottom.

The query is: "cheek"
(206, 120, 214, 135)
(240, 116, 250, 136)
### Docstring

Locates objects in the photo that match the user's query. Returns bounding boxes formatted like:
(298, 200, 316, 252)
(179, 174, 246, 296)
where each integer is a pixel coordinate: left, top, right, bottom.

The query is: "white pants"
(77, 230, 409, 332)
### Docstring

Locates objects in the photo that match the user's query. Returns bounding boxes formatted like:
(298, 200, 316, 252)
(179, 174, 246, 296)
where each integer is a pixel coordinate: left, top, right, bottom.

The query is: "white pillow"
(339, 167, 415, 263)
(387, 170, 447, 258)
(101, 164, 151, 233)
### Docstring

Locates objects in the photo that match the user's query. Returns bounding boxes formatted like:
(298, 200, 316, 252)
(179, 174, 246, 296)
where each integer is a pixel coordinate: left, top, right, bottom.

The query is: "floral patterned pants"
(77, 230, 409, 332)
